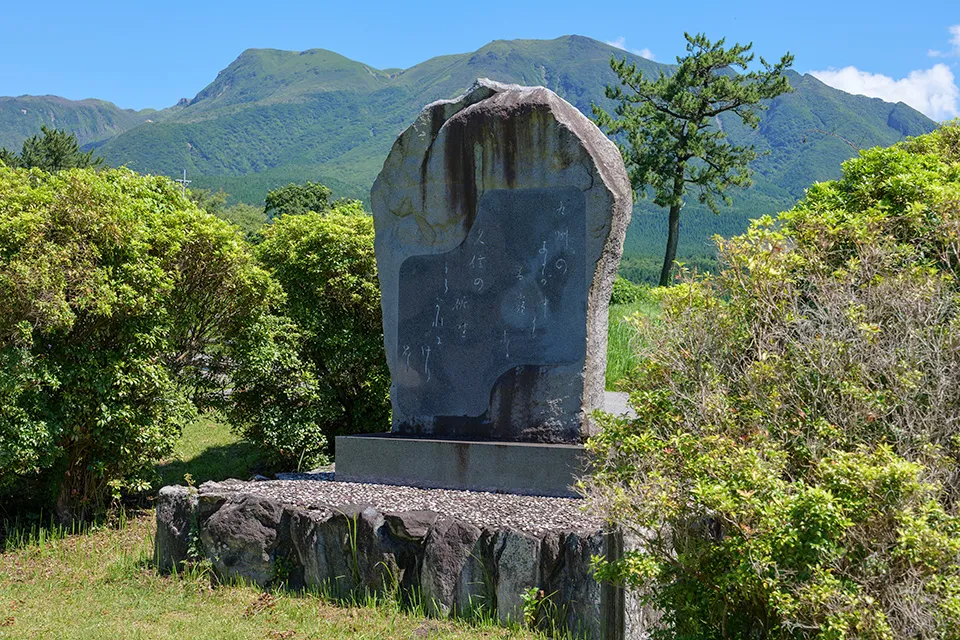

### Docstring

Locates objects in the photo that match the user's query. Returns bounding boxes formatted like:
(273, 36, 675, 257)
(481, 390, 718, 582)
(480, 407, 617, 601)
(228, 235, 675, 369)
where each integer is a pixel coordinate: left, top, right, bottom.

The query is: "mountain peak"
(183, 47, 390, 113)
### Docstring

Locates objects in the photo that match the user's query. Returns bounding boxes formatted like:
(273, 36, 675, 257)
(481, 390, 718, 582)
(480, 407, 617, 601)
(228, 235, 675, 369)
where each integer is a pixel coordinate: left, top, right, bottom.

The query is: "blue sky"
(1, 0, 958, 120)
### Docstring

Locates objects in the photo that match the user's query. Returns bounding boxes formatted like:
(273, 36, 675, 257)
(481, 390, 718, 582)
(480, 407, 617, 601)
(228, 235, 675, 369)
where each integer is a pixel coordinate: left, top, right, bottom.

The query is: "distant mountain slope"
(0, 96, 154, 151)
(182, 48, 394, 116)
(95, 36, 670, 203)
(1, 36, 937, 269)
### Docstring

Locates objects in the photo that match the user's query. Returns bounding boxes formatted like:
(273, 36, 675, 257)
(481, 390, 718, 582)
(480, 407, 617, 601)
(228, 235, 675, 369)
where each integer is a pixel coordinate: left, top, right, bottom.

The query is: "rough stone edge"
(153, 483, 654, 638)
(154, 485, 199, 573)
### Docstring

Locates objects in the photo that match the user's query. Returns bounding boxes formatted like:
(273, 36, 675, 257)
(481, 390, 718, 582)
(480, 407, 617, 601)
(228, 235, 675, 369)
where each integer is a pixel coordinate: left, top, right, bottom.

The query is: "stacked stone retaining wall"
(155, 478, 655, 638)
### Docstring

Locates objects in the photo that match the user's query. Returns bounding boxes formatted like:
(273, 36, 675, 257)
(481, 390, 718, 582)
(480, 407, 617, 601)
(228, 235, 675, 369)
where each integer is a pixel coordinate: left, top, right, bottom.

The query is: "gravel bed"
(199, 475, 602, 537)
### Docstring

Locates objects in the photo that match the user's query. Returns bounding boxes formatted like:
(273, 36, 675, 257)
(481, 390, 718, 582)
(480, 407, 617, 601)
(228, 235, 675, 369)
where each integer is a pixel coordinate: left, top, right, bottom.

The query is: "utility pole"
(174, 169, 191, 195)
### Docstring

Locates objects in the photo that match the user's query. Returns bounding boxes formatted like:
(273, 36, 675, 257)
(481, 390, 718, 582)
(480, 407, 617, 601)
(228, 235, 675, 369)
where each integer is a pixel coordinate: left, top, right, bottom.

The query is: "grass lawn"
(155, 412, 267, 488)
(606, 298, 659, 390)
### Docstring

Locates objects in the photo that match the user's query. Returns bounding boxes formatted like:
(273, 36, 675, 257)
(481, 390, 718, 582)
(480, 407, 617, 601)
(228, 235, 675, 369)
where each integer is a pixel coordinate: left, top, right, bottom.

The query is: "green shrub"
(585, 122, 960, 638)
(610, 275, 650, 306)
(0, 167, 278, 520)
(230, 202, 389, 466)
(228, 312, 332, 470)
(264, 181, 332, 219)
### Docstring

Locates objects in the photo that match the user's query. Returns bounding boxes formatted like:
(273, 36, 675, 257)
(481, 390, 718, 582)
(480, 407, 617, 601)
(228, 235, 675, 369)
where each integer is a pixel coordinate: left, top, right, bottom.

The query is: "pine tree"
(0, 125, 103, 172)
(594, 33, 794, 286)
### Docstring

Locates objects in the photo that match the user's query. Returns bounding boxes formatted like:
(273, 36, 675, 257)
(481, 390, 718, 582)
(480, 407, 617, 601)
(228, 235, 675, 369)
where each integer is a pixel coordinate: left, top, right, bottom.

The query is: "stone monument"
(336, 78, 632, 496)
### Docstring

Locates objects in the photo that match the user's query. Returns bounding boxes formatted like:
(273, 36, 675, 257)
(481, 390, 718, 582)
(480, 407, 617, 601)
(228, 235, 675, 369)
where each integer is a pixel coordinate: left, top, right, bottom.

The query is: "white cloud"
(928, 24, 960, 58)
(605, 37, 655, 60)
(606, 36, 628, 50)
(810, 64, 959, 122)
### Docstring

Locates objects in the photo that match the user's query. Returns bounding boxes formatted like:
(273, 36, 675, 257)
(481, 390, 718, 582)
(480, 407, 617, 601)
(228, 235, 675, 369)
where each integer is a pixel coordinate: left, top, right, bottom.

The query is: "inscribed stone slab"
(371, 78, 632, 442)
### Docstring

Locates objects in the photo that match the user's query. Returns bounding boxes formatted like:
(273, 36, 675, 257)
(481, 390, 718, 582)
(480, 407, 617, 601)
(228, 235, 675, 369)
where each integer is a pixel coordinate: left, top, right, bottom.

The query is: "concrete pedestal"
(335, 434, 586, 497)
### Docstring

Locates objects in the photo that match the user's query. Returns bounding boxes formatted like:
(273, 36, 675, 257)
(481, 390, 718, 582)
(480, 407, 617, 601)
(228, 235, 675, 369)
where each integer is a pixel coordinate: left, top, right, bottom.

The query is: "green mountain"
(0, 95, 154, 151)
(92, 37, 669, 203)
(1, 36, 937, 279)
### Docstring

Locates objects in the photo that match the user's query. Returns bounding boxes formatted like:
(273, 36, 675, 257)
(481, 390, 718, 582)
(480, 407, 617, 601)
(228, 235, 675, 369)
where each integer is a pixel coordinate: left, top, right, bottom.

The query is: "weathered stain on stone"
(442, 116, 479, 230)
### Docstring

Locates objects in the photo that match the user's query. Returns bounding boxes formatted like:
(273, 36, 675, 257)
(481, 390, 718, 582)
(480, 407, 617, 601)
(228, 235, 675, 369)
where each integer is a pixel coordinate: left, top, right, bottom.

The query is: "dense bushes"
(0, 166, 389, 515)
(0, 167, 279, 520)
(584, 122, 960, 638)
(264, 181, 332, 219)
(230, 202, 390, 467)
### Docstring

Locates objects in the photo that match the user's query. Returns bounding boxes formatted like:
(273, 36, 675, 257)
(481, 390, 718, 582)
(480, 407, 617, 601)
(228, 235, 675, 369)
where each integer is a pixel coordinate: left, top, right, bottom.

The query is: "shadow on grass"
(156, 440, 268, 488)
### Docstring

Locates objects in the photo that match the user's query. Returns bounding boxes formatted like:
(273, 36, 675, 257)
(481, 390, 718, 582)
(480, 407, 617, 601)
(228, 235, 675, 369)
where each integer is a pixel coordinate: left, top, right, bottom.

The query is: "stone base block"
(335, 434, 586, 497)
(155, 478, 657, 639)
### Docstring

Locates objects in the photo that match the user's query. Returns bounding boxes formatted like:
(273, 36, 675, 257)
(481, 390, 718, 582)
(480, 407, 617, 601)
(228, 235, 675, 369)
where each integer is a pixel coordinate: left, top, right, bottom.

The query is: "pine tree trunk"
(658, 166, 686, 287)
(658, 205, 681, 286)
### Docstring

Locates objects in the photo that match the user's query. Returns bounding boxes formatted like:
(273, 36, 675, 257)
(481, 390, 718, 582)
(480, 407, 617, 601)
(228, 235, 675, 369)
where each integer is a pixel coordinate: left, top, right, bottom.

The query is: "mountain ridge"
(0, 35, 938, 271)
(0, 95, 156, 150)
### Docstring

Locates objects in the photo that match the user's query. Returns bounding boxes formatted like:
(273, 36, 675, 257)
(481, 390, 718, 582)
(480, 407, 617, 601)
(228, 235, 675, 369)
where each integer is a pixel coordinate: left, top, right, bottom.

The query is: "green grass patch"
(155, 413, 266, 488)
(0, 513, 538, 639)
(606, 298, 659, 390)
